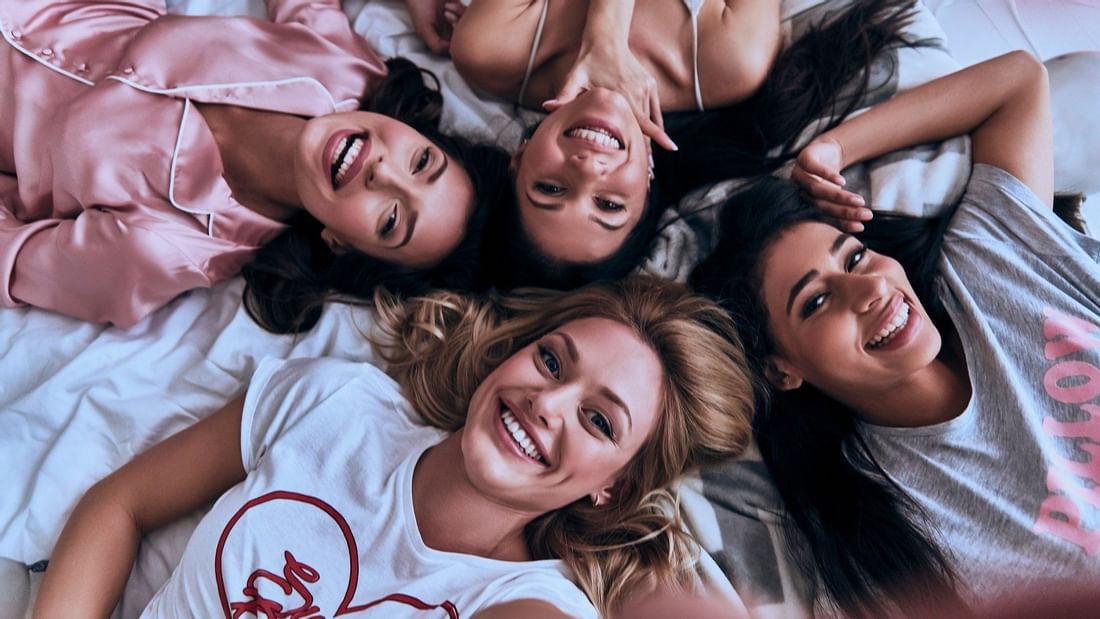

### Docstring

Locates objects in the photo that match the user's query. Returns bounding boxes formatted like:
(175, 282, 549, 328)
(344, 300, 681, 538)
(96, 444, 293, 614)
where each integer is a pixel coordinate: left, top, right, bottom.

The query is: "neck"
(412, 430, 537, 561)
(196, 103, 305, 220)
(839, 336, 971, 428)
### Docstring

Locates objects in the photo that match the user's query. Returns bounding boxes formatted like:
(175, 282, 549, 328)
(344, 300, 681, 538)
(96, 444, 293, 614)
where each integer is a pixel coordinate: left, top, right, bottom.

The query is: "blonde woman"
(35, 277, 755, 617)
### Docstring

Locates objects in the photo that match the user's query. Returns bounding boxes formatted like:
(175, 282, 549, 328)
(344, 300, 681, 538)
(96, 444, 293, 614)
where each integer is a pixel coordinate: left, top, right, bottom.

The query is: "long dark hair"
(242, 58, 513, 334)
(690, 177, 963, 618)
(487, 0, 928, 290)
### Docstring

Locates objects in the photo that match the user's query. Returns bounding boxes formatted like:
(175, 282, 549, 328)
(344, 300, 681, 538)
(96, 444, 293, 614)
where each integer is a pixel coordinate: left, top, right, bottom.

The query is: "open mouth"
(499, 402, 547, 464)
(330, 133, 369, 189)
(564, 123, 624, 150)
(866, 302, 911, 349)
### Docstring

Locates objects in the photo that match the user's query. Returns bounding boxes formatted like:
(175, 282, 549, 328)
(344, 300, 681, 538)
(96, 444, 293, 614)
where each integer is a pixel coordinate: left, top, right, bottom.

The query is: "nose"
(846, 273, 891, 314)
(528, 383, 579, 429)
(365, 154, 402, 189)
(568, 152, 609, 177)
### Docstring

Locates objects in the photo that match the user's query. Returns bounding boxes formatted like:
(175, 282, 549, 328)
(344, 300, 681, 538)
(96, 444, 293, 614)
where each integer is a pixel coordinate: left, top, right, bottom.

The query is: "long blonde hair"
(374, 276, 756, 615)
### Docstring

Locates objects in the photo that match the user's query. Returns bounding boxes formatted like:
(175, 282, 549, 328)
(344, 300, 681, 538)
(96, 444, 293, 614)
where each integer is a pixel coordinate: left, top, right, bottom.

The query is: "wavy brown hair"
(373, 276, 757, 615)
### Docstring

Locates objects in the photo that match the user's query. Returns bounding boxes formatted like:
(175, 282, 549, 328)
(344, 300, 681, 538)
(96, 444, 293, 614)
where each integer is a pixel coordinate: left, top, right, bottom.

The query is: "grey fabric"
(860, 164, 1100, 604)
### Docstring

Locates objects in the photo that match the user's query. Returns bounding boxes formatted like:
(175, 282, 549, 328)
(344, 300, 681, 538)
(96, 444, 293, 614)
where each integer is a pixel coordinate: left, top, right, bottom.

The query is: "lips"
(324, 130, 370, 190)
(865, 295, 920, 351)
(563, 118, 625, 151)
(497, 396, 550, 466)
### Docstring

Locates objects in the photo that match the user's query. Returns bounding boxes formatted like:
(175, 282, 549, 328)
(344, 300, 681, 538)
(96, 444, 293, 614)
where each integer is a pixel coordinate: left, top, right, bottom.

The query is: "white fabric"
(141, 357, 596, 618)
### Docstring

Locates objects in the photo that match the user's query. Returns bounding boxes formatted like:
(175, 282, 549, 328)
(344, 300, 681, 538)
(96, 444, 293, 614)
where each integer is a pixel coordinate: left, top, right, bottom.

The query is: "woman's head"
(294, 110, 476, 268)
(243, 58, 512, 334)
(376, 276, 756, 613)
(692, 177, 944, 409)
(511, 88, 652, 264)
(691, 177, 961, 617)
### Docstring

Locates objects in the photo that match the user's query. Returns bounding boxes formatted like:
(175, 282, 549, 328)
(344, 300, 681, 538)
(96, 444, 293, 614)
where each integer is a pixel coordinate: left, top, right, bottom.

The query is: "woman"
(0, 0, 510, 331)
(34, 276, 757, 617)
(692, 51, 1100, 615)
(450, 0, 920, 289)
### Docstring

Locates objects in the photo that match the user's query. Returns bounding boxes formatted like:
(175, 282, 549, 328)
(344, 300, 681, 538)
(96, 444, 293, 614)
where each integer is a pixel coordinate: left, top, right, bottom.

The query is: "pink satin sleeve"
(0, 206, 237, 328)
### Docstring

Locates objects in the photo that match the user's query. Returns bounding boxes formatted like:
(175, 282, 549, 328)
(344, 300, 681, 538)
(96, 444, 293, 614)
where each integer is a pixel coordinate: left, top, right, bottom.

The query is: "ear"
(592, 478, 622, 507)
(510, 139, 527, 172)
(764, 355, 803, 391)
(319, 228, 349, 255)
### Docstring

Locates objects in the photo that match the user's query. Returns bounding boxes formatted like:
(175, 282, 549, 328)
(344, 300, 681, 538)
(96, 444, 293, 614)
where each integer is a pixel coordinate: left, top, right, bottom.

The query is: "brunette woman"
(693, 52, 1099, 615)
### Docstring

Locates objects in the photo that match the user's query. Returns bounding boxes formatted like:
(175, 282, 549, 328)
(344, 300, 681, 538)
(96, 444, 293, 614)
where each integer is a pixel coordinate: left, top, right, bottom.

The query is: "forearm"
(33, 485, 142, 617)
(826, 51, 1044, 168)
(580, 0, 636, 49)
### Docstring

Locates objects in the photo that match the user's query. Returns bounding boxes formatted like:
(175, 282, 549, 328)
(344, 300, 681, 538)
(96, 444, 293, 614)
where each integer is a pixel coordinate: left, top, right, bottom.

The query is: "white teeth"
(501, 408, 545, 463)
(333, 137, 364, 185)
(868, 303, 910, 348)
(566, 126, 623, 149)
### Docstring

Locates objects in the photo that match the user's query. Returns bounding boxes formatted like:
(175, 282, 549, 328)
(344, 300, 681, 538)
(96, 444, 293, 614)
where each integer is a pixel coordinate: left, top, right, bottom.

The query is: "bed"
(1, 1, 1097, 617)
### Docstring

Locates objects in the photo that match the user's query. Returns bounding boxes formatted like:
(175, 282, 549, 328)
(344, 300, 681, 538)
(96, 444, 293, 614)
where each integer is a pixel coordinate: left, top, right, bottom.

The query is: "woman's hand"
(792, 137, 870, 232)
(543, 43, 677, 151)
(405, 0, 465, 55)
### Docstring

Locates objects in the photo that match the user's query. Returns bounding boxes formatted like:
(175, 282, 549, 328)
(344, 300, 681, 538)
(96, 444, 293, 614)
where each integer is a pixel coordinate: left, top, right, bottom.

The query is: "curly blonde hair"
(373, 276, 756, 615)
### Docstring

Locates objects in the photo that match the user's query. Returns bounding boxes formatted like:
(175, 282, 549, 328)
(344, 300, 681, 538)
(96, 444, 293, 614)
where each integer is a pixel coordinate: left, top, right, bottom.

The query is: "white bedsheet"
(3, 1, 1099, 617)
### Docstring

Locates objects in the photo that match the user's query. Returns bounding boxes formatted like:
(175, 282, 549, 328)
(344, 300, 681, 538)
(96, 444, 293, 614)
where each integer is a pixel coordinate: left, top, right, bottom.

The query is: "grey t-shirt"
(861, 164, 1100, 600)
(700, 164, 1100, 613)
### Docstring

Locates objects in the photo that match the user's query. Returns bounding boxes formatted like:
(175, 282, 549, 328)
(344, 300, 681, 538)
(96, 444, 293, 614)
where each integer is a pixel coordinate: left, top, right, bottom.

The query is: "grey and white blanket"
(642, 0, 970, 283)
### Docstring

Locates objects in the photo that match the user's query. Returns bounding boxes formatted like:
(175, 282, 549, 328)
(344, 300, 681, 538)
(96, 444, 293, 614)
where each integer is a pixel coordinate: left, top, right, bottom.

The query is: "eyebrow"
(784, 232, 854, 316)
(555, 332, 634, 433)
(525, 192, 624, 231)
(428, 151, 449, 184)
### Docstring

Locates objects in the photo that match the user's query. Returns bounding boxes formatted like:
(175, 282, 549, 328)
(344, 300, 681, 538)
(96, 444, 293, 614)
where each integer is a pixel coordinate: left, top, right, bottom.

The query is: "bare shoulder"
(451, 0, 547, 98)
(697, 0, 782, 105)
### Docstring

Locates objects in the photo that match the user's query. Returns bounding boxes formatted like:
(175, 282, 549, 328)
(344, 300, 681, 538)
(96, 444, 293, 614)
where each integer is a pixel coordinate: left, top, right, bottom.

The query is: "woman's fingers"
(792, 166, 863, 206)
(818, 201, 873, 224)
(643, 87, 677, 151)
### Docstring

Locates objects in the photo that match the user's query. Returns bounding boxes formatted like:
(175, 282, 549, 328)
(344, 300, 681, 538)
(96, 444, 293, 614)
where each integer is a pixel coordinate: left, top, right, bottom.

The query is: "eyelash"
(534, 181, 565, 196)
(800, 246, 868, 318)
(414, 148, 431, 173)
(537, 344, 615, 440)
(595, 197, 625, 212)
(380, 203, 398, 238)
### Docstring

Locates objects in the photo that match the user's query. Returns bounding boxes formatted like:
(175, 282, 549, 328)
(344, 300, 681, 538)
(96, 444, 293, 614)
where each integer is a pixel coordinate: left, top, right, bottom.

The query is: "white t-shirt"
(141, 357, 597, 618)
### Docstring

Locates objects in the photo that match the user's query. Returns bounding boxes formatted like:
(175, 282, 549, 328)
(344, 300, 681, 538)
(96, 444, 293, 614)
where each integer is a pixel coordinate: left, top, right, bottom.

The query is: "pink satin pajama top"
(0, 0, 386, 327)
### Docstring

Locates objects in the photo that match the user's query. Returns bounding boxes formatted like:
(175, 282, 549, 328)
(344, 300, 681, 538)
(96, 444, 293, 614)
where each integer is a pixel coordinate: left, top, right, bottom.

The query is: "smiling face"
(461, 317, 664, 513)
(294, 111, 475, 268)
(512, 88, 651, 264)
(759, 222, 943, 398)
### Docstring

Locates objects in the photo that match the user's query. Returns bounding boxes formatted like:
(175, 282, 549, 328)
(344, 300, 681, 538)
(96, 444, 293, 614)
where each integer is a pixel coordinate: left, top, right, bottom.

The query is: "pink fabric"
(0, 0, 387, 327)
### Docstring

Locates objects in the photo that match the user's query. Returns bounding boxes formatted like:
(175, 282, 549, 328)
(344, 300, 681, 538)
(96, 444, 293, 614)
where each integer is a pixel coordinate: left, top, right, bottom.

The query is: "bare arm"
(795, 51, 1053, 228)
(33, 396, 247, 617)
(707, 0, 782, 101)
(542, 0, 677, 150)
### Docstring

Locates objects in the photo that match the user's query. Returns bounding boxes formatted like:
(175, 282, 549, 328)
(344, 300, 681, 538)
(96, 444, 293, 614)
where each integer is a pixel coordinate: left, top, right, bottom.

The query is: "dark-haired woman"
(692, 51, 1100, 616)
(0, 0, 510, 331)
(449, 0, 922, 289)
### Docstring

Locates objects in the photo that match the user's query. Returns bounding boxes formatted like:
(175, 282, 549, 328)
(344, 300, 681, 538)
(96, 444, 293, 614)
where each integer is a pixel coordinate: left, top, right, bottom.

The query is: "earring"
(590, 494, 602, 507)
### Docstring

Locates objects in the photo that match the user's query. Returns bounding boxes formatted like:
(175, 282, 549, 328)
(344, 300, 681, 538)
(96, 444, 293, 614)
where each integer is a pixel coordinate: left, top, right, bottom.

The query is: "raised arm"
(795, 50, 1053, 228)
(33, 396, 247, 618)
(542, 0, 676, 151)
